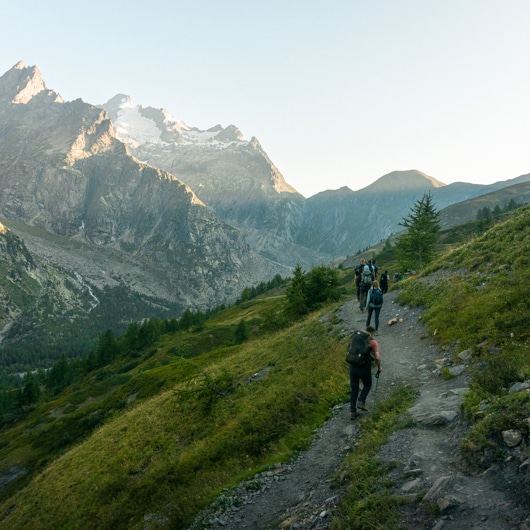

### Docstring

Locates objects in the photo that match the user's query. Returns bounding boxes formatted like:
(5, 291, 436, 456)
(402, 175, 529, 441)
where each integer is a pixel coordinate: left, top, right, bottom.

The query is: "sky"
(2, 1, 530, 198)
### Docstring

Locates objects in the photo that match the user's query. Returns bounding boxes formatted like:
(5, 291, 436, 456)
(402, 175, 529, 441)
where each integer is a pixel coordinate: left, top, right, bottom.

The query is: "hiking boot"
(357, 401, 368, 411)
(350, 411, 358, 420)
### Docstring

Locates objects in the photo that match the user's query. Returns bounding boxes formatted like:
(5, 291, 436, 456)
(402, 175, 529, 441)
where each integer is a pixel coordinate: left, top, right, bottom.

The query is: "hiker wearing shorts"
(349, 326, 382, 419)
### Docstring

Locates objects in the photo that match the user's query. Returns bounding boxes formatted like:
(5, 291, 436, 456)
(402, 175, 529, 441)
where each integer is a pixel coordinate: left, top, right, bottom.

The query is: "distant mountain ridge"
(101, 94, 316, 266)
(105, 91, 530, 258)
(359, 170, 446, 193)
(439, 178, 530, 228)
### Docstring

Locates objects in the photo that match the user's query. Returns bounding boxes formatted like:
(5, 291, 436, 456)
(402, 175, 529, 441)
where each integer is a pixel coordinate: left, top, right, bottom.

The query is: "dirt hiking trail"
(188, 291, 529, 530)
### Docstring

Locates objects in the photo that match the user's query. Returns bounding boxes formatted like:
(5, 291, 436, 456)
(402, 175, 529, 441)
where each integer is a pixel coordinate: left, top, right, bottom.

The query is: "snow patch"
(114, 105, 163, 145)
(110, 97, 247, 149)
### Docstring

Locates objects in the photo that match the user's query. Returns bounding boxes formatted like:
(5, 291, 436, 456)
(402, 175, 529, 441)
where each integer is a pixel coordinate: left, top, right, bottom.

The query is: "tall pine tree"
(395, 192, 440, 270)
(284, 264, 309, 319)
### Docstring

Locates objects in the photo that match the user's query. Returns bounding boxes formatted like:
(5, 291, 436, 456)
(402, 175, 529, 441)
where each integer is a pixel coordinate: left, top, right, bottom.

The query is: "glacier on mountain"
(106, 95, 247, 149)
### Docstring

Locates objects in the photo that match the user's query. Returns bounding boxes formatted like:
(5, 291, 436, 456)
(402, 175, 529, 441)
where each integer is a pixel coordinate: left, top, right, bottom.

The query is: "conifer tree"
(395, 192, 440, 270)
(47, 354, 70, 394)
(305, 265, 342, 308)
(179, 309, 194, 331)
(97, 329, 119, 366)
(20, 372, 40, 406)
(284, 264, 309, 319)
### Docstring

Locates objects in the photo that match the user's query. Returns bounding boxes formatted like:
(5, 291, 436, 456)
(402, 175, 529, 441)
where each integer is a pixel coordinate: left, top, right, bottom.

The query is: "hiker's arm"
(374, 352, 382, 372)
(371, 340, 382, 371)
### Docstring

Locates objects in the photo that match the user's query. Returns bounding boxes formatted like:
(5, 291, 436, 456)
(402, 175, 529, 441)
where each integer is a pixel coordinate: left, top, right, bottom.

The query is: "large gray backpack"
(361, 264, 372, 285)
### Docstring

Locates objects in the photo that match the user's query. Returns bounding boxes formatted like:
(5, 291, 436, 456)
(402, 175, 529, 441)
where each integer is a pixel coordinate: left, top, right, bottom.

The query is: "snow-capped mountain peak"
(101, 95, 246, 149)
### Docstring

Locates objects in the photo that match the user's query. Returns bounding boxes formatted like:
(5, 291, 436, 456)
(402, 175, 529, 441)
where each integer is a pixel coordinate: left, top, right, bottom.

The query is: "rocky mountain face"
(0, 62, 285, 372)
(101, 95, 326, 266)
(0, 222, 111, 367)
(0, 62, 279, 306)
(0, 223, 38, 341)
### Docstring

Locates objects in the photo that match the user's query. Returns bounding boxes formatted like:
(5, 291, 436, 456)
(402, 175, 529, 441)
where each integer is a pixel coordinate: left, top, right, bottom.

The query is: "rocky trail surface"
(188, 291, 530, 530)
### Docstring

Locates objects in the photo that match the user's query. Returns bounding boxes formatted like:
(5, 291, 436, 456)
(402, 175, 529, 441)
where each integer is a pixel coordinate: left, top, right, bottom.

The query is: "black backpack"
(346, 330, 372, 366)
(370, 288, 383, 307)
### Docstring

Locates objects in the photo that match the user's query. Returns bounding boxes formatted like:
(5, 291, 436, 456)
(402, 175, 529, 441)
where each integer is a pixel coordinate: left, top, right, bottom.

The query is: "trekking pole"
(373, 370, 381, 407)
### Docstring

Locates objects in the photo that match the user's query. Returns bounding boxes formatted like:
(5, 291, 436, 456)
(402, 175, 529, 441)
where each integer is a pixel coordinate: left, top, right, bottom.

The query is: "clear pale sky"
(2, 1, 530, 197)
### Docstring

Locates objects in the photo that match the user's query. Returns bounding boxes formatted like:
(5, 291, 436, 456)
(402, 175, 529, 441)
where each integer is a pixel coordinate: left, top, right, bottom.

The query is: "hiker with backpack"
(366, 280, 383, 333)
(346, 326, 382, 419)
(354, 258, 366, 302)
(357, 259, 373, 312)
(379, 270, 389, 294)
(370, 259, 379, 279)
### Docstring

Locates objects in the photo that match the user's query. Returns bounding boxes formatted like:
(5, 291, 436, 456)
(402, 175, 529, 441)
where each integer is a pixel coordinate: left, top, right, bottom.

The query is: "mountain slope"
(0, 206, 528, 529)
(438, 178, 530, 228)
(0, 222, 39, 342)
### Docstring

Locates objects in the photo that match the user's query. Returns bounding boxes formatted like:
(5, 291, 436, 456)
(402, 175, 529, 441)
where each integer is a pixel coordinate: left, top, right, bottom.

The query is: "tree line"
(475, 199, 525, 233)
(0, 306, 219, 422)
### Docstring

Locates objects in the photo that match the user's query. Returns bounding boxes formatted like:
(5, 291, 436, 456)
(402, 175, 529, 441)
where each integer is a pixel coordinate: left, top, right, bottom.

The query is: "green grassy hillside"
(0, 206, 529, 529)
(0, 294, 350, 529)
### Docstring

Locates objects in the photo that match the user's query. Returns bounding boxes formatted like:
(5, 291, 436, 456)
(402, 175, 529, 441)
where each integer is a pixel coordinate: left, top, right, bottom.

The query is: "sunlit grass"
(396, 205, 530, 468)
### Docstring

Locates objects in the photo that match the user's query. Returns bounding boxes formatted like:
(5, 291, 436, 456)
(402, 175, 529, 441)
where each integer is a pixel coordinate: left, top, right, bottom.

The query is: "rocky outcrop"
(0, 60, 56, 104)
(0, 225, 39, 341)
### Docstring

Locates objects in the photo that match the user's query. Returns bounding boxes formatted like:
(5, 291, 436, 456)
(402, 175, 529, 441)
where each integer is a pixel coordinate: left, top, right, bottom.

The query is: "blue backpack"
(370, 288, 383, 307)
